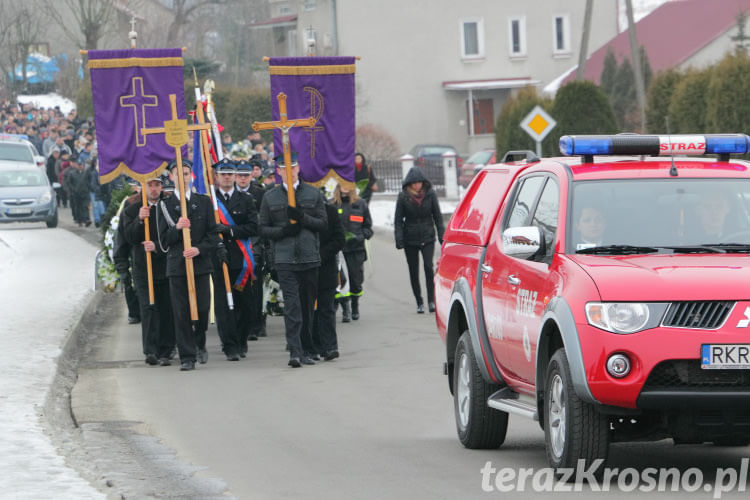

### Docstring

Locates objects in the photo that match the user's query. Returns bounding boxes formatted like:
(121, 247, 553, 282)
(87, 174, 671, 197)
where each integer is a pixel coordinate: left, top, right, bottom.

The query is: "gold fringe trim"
(99, 162, 168, 185)
(269, 64, 355, 76)
(88, 57, 184, 69)
(307, 169, 355, 190)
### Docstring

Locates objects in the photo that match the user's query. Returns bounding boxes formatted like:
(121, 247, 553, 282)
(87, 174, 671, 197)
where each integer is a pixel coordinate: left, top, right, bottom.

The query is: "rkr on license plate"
(701, 344, 750, 369)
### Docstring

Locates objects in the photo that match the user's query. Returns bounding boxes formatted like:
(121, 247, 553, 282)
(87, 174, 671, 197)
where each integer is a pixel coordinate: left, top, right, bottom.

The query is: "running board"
(487, 388, 539, 421)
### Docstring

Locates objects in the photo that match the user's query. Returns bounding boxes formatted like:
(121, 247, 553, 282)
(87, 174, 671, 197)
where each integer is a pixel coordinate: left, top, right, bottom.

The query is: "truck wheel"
(544, 348, 609, 471)
(46, 211, 58, 228)
(454, 331, 508, 449)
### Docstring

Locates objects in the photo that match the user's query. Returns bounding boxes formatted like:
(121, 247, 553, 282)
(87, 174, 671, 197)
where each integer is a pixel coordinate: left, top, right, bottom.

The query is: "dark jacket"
(215, 188, 259, 271)
(354, 152, 377, 202)
(394, 167, 445, 248)
(113, 198, 134, 274)
(319, 202, 346, 289)
(121, 195, 168, 280)
(259, 182, 327, 269)
(158, 192, 219, 277)
(338, 197, 373, 254)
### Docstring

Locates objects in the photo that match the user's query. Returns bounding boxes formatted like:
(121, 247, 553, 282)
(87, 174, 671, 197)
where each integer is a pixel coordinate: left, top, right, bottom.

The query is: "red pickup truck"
(435, 135, 750, 471)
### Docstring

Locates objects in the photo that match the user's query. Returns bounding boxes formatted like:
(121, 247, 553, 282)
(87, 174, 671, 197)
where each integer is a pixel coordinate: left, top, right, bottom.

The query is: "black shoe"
(300, 356, 316, 365)
(198, 349, 208, 364)
(428, 302, 436, 313)
(324, 350, 340, 361)
(352, 312, 360, 320)
(158, 357, 171, 366)
(169, 347, 177, 360)
(239, 351, 247, 358)
(145, 354, 158, 365)
(288, 357, 302, 368)
(226, 352, 240, 361)
(248, 335, 258, 341)
(417, 304, 425, 314)
(307, 353, 320, 361)
(95, 222, 101, 228)
(127, 316, 140, 324)
(180, 360, 195, 371)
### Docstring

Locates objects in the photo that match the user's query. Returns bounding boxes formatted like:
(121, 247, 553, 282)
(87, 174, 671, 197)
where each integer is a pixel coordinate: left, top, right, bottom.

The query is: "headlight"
(39, 191, 52, 204)
(585, 302, 669, 334)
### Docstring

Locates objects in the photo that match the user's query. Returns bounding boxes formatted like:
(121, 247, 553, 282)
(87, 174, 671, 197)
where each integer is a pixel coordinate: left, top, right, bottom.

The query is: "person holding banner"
(159, 160, 220, 371)
(211, 159, 259, 360)
(259, 152, 327, 367)
(121, 175, 175, 366)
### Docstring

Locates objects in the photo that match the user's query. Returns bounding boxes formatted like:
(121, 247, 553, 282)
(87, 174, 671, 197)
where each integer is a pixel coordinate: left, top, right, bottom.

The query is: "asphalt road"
(69, 223, 750, 499)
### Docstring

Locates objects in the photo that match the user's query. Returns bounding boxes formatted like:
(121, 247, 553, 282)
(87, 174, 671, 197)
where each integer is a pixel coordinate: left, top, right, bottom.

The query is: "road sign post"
(520, 105, 557, 158)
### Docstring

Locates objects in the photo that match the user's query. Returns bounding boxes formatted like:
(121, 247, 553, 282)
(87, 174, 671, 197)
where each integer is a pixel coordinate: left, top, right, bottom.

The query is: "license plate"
(701, 344, 750, 369)
(7, 207, 32, 215)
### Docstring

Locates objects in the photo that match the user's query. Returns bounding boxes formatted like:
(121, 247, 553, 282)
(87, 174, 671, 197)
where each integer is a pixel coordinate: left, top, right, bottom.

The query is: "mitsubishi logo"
(737, 307, 750, 328)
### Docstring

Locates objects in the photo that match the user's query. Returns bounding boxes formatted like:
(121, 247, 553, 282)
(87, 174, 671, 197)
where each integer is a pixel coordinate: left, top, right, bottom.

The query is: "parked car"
(436, 133, 750, 472)
(0, 134, 45, 169)
(458, 149, 496, 187)
(408, 144, 463, 169)
(0, 165, 58, 227)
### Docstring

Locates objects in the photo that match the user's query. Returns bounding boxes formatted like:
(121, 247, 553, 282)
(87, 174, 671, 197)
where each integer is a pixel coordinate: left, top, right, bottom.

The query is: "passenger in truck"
(574, 206, 607, 250)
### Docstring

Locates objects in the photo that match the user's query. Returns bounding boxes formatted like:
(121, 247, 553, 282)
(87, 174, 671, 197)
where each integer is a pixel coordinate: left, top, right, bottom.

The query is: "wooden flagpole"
(141, 186, 155, 305)
(252, 93, 316, 211)
(142, 94, 211, 321)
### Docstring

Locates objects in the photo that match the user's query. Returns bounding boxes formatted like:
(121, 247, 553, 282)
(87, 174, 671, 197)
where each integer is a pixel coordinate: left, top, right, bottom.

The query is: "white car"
(0, 135, 45, 169)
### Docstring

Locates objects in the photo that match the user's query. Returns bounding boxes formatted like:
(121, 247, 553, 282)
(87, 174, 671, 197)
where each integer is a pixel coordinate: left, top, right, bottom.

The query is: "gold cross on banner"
(252, 92, 316, 209)
(141, 93, 211, 321)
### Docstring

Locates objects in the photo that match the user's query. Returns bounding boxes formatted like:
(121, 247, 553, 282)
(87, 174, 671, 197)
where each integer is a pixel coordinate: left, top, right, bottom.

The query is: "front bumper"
(0, 201, 56, 223)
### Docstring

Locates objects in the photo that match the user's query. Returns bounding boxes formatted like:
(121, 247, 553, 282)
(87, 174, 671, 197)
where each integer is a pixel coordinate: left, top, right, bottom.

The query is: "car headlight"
(39, 191, 52, 204)
(585, 302, 669, 334)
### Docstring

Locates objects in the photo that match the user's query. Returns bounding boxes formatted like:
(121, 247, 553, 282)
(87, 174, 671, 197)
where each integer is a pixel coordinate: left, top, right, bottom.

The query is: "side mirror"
(502, 226, 542, 259)
(52, 182, 61, 189)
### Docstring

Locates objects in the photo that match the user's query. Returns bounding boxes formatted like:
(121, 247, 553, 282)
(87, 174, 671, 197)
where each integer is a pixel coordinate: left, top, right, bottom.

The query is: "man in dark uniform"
(259, 152, 327, 367)
(121, 175, 175, 366)
(211, 158, 259, 360)
(236, 159, 267, 339)
(158, 160, 219, 371)
(114, 178, 142, 324)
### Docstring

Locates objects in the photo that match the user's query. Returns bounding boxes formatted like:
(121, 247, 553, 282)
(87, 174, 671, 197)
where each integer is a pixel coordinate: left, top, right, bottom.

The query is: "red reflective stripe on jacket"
(349, 215, 364, 223)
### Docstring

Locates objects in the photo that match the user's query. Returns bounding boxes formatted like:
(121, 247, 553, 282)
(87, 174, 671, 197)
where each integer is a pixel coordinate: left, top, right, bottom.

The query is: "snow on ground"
(16, 93, 76, 115)
(0, 226, 103, 499)
(369, 196, 458, 231)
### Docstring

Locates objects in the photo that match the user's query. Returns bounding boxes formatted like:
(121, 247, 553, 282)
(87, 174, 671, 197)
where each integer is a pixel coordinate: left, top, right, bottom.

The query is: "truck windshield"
(567, 179, 750, 253)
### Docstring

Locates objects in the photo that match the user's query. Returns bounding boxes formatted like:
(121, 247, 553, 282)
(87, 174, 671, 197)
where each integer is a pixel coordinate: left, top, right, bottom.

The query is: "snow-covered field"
(16, 93, 76, 115)
(0, 226, 102, 499)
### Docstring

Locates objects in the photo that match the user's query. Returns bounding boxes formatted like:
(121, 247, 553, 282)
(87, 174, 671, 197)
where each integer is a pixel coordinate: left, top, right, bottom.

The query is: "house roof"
(443, 77, 540, 91)
(248, 14, 297, 29)
(560, 0, 750, 87)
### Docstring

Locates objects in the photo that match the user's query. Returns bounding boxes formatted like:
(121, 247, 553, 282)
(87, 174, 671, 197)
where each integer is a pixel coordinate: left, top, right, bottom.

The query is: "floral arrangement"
(94, 184, 133, 292)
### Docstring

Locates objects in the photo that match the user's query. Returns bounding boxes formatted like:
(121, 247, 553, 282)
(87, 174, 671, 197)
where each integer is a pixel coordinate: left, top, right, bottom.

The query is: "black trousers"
(121, 271, 141, 320)
(277, 267, 318, 359)
(404, 242, 435, 305)
(343, 250, 366, 297)
(169, 273, 210, 362)
(72, 194, 89, 223)
(133, 272, 174, 358)
(313, 262, 338, 354)
(211, 266, 248, 356)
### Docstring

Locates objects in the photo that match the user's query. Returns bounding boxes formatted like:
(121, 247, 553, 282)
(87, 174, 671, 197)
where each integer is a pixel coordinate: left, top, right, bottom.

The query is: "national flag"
(191, 118, 208, 195)
(217, 199, 254, 290)
(88, 48, 186, 184)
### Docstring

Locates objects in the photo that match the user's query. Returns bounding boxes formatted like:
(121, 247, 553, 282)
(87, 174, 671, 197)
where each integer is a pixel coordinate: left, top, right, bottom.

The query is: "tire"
(46, 211, 58, 228)
(544, 348, 609, 471)
(453, 331, 509, 449)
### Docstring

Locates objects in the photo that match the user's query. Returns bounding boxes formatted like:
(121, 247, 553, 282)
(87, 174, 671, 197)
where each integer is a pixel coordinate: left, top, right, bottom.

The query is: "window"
(303, 0, 316, 11)
(467, 98, 494, 135)
(553, 14, 571, 54)
(460, 18, 484, 59)
(508, 16, 526, 57)
(506, 176, 545, 229)
(531, 179, 559, 259)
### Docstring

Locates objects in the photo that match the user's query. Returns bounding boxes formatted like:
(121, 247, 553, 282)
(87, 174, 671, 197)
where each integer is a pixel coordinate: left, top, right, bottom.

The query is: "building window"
(304, 0, 316, 11)
(460, 18, 484, 59)
(508, 16, 526, 57)
(553, 14, 571, 54)
(467, 98, 494, 135)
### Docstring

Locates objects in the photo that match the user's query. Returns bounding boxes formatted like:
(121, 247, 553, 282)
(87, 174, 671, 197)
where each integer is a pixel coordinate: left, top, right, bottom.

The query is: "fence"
(371, 159, 446, 196)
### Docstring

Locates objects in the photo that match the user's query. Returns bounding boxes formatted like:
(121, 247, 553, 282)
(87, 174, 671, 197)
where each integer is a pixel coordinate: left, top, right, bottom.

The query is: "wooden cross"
(252, 92, 316, 209)
(142, 93, 211, 321)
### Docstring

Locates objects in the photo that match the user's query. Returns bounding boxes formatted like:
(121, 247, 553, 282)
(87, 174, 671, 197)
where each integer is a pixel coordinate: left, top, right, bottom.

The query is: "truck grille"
(661, 301, 733, 329)
(644, 360, 750, 389)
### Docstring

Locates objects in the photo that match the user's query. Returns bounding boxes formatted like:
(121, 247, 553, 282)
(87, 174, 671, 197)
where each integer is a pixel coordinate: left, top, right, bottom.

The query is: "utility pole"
(626, 0, 647, 133)
(576, 0, 593, 80)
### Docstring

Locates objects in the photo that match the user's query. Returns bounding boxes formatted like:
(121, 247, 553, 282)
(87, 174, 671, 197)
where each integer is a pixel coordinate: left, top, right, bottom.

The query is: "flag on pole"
(88, 48, 186, 183)
(191, 119, 208, 195)
(268, 57, 356, 188)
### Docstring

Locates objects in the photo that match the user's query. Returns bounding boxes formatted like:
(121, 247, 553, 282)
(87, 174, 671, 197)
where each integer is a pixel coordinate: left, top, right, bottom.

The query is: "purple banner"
(88, 48, 185, 183)
(269, 57, 356, 186)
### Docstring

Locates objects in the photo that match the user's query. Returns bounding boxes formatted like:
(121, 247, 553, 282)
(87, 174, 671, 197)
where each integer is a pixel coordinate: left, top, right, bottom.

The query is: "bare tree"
(0, 0, 44, 95)
(41, 0, 116, 51)
(165, 0, 232, 47)
(625, 0, 647, 132)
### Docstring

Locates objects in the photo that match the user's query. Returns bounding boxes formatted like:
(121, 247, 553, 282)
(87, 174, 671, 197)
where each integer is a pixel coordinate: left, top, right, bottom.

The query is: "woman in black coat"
(394, 167, 445, 313)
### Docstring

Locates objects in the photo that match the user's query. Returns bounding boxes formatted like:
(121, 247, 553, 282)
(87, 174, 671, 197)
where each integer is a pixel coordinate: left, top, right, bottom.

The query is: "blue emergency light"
(559, 134, 750, 158)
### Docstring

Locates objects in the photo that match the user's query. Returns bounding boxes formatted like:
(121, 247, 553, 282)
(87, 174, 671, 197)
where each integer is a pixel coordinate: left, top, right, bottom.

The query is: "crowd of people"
(1, 100, 447, 370)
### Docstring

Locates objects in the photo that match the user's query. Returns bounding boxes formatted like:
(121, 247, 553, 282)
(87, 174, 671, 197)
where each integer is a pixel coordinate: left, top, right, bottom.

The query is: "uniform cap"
(168, 159, 193, 171)
(273, 152, 298, 168)
(213, 157, 237, 173)
(235, 160, 252, 172)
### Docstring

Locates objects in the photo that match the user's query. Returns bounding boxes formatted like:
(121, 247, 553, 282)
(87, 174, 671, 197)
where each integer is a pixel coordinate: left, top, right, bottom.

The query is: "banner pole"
(141, 184, 156, 305)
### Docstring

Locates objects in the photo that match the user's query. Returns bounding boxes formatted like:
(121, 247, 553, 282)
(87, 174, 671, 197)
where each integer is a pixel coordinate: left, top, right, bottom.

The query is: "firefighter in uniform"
(158, 160, 220, 371)
(212, 159, 259, 359)
(121, 175, 175, 366)
(334, 182, 373, 321)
